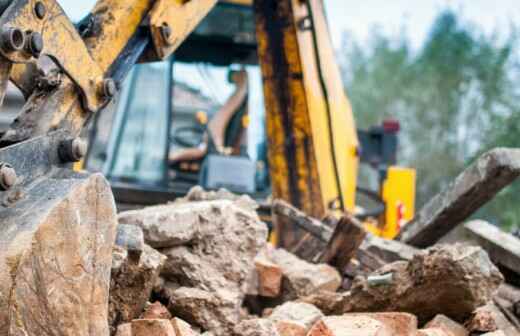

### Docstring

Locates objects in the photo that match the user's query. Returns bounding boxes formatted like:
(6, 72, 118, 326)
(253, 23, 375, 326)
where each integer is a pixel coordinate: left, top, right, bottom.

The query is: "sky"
(60, 0, 520, 49)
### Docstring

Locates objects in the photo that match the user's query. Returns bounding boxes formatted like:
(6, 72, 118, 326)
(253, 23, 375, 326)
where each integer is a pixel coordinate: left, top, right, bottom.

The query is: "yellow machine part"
(365, 166, 416, 239)
(255, 0, 359, 221)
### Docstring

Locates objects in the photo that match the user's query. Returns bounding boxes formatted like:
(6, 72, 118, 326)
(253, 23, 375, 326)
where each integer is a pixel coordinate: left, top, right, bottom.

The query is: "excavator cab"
(84, 1, 265, 208)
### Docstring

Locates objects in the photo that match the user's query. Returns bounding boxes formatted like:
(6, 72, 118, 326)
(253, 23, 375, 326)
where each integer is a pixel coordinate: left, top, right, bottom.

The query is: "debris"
(116, 224, 145, 261)
(141, 302, 172, 320)
(482, 331, 507, 336)
(398, 148, 520, 247)
(0, 173, 117, 336)
(319, 214, 367, 271)
(233, 318, 280, 336)
(425, 315, 468, 336)
(118, 203, 201, 249)
(303, 244, 503, 323)
(268, 302, 323, 330)
(271, 199, 331, 258)
(115, 323, 132, 336)
(254, 255, 283, 298)
(109, 243, 166, 328)
(171, 317, 200, 336)
(465, 303, 518, 336)
(269, 248, 342, 301)
(416, 329, 449, 336)
(307, 316, 393, 336)
(123, 200, 267, 335)
(346, 313, 418, 335)
(442, 220, 520, 277)
(274, 320, 306, 336)
(179, 186, 258, 212)
(361, 235, 419, 263)
(131, 319, 176, 336)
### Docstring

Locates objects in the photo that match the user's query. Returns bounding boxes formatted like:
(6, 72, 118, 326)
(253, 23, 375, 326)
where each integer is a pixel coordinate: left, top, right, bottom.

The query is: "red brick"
(255, 256, 283, 297)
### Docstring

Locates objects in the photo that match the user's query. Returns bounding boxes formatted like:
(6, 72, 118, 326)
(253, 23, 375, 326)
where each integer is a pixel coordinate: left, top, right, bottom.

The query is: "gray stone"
(233, 318, 280, 336)
(115, 224, 145, 260)
(269, 248, 342, 301)
(268, 302, 323, 330)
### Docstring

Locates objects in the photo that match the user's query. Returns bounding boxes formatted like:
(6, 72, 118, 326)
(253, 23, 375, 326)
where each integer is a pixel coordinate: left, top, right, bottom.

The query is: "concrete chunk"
(115, 323, 132, 336)
(131, 319, 175, 336)
(141, 302, 172, 320)
(307, 316, 392, 336)
(425, 315, 468, 336)
(171, 317, 199, 336)
(416, 329, 449, 336)
(445, 220, 520, 276)
(268, 302, 323, 330)
(347, 313, 418, 335)
(233, 318, 280, 336)
(398, 148, 520, 247)
(269, 248, 341, 300)
(465, 303, 519, 336)
(339, 244, 503, 323)
(128, 200, 267, 336)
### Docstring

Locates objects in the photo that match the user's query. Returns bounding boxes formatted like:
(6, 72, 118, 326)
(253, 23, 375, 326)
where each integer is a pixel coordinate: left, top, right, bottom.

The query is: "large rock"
(268, 248, 341, 300)
(345, 244, 503, 322)
(304, 244, 502, 323)
(109, 243, 166, 328)
(121, 200, 268, 336)
(0, 173, 118, 336)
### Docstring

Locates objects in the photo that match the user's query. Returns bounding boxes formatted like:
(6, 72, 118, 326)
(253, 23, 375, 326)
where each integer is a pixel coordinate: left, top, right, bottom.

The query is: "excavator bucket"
(0, 132, 118, 335)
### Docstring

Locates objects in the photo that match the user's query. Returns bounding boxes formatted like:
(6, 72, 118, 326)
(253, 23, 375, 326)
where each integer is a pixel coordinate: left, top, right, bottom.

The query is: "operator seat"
(169, 70, 249, 167)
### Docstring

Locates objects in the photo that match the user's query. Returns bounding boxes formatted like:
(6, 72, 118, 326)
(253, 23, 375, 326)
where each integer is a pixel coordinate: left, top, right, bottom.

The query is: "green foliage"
(341, 10, 520, 229)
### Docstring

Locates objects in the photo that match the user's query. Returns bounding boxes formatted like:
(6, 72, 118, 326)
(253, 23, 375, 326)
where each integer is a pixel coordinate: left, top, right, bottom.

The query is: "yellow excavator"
(0, 0, 414, 250)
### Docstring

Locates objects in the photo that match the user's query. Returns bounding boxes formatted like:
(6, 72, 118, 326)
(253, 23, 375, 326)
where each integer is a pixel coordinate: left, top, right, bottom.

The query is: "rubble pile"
(106, 176, 520, 335)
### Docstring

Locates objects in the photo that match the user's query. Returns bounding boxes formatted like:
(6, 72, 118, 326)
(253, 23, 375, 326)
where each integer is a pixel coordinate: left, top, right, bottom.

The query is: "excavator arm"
(0, 0, 217, 145)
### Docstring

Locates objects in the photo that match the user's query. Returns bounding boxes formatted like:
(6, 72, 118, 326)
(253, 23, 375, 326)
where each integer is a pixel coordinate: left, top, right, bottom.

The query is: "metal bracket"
(149, 0, 218, 60)
(0, 0, 110, 113)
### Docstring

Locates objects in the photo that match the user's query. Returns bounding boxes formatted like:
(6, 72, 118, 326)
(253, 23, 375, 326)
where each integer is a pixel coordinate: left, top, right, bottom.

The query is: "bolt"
(1, 27, 25, 52)
(34, 1, 46, 19)
(0, 163, 17, 190)
(59, 138, 87, 163)
(367, 273, 394, 287)
(102, 78, 117, 98)
(27, 32, 43, 57)
(161, 24, 172, 44)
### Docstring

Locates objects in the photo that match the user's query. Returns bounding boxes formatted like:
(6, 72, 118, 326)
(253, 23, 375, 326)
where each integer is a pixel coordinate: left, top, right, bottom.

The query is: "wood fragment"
(398, 148, 520, 247)
(320, 214, 367, 271)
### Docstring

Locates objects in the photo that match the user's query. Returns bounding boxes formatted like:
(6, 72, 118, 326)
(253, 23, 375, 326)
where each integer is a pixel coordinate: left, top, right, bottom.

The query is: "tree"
(341, 10, 519, 229)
